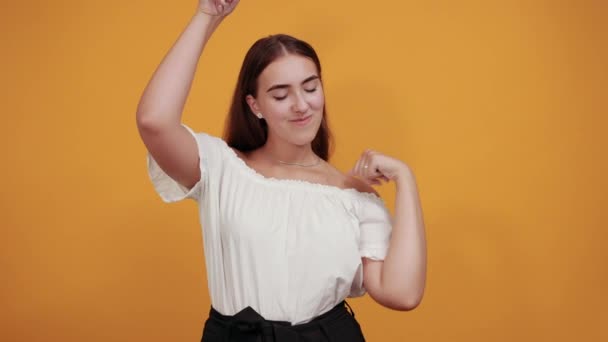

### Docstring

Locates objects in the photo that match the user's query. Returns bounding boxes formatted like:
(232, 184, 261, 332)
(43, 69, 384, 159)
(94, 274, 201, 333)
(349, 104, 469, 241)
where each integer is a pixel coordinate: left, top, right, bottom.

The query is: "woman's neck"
(258, 138, 318, 165)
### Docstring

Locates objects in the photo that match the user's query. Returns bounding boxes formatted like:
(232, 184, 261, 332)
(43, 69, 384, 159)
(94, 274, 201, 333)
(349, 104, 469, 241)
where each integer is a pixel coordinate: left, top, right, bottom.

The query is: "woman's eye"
(272, 87, 316, 100)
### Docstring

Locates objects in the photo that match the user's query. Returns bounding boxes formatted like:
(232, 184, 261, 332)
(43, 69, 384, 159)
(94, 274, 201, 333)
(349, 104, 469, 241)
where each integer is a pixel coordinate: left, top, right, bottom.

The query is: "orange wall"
(1, 0, 606, 341)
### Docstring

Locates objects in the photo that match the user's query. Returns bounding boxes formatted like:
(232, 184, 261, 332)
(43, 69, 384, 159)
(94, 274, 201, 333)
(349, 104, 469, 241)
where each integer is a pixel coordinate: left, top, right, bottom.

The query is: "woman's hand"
(349, 149, 412, 186)
(198, 0, 240, 17)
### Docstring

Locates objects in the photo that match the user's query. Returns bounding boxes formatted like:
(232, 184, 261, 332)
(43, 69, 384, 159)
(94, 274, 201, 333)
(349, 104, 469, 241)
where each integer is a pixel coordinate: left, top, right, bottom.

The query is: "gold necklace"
(276, 156, 321, 167)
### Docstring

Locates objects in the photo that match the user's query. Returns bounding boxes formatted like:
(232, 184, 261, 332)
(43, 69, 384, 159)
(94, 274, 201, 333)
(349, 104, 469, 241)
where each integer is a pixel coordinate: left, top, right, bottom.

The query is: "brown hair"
(222, 34, 334, 161)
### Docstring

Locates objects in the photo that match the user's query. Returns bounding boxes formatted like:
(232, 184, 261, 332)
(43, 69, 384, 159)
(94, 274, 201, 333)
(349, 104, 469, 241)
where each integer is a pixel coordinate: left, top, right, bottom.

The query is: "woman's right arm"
(136, 0, 239, 190)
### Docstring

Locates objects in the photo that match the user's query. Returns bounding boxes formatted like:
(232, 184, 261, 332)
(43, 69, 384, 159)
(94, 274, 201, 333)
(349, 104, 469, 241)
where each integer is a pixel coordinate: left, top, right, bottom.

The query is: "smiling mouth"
(290, 115, 312, 122)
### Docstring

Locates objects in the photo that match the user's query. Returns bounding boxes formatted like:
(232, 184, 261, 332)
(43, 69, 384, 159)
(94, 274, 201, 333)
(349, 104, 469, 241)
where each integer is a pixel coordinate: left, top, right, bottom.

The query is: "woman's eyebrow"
(266, 75, 319, 93)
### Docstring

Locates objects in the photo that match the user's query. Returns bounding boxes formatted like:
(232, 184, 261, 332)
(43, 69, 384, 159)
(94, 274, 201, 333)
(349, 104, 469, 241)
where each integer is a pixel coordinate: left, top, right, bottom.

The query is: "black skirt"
(201, 300, 366, 342)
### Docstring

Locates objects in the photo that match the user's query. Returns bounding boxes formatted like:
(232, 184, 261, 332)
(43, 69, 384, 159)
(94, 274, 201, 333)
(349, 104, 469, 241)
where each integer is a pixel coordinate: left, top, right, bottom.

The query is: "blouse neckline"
(214, 137, 384, 203)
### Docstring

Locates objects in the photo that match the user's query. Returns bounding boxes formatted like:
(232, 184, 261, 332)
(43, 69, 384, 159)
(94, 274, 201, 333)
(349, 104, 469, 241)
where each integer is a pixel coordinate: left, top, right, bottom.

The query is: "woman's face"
(246, 54, 325, 146)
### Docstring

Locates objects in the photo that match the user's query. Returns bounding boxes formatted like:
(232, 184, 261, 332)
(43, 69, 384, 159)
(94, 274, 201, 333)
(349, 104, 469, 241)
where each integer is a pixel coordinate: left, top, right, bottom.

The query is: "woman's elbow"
(384, 289, 425, 311)
(392, 295, 423, 311)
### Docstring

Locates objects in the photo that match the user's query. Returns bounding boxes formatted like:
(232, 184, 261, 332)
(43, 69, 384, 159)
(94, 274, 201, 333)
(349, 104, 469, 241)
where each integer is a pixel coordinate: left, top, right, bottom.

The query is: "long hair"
(222, 34, 333, 161)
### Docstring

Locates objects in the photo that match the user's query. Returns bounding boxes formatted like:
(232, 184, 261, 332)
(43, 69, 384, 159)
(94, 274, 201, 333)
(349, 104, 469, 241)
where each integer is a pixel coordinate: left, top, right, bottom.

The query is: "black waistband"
(209, 300, 353, 328)
(207, 300, 355, 341)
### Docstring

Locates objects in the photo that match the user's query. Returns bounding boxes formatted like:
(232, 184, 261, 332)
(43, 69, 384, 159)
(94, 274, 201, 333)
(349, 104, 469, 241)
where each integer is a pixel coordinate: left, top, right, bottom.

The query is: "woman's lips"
(290, 115, 312, 126)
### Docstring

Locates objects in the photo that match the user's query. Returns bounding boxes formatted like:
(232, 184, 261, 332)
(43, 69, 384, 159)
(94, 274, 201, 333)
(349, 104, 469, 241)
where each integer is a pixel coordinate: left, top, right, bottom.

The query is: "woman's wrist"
(394, 165, 415, 189)
(192, 8, 225, 32)
(194, 7, 226, 24)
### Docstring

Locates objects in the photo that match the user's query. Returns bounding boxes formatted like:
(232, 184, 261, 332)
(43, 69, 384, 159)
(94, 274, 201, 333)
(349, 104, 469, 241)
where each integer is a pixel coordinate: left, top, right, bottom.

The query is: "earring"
(256, 113, 263, 119)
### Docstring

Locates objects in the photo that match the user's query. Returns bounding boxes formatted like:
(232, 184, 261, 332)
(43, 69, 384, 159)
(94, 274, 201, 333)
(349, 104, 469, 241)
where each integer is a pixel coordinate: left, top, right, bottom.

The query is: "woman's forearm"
(382, 169, 427, 308)
(136, 10, 224, 128)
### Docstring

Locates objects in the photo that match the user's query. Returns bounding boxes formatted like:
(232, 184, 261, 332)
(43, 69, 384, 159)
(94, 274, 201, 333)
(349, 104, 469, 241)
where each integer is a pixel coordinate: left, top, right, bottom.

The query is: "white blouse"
(146, 124, 393, 325)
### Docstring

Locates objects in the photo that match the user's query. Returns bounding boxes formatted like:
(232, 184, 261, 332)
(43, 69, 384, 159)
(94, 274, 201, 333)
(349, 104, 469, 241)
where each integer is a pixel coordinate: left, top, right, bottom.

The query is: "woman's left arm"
(351, 151, 427, 311)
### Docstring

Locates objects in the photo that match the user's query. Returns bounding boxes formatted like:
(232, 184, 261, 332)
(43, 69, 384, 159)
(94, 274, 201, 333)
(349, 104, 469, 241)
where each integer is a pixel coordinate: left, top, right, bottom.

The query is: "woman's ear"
(245, 95, 259, 116)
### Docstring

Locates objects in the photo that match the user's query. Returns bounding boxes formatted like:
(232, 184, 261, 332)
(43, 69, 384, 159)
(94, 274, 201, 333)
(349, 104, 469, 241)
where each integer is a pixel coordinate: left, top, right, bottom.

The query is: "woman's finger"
(350, 157, 362, 177)
(364, 150, 377, 180)
(359, 150, 369, 179)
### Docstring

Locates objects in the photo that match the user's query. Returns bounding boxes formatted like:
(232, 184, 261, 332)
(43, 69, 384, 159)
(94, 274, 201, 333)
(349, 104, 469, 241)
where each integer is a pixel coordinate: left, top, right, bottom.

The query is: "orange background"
(1, 0, 607, 341)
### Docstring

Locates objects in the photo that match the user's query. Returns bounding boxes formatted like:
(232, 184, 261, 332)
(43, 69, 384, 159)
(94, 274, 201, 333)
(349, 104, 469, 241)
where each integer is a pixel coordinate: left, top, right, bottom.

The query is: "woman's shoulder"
(342, 174, 380, 198)
(326, 164, 380, 199)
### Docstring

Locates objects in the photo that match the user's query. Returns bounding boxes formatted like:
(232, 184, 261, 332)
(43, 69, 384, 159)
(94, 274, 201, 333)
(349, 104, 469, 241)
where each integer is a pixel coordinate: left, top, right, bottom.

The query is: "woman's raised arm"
(136, 0, 239, 190)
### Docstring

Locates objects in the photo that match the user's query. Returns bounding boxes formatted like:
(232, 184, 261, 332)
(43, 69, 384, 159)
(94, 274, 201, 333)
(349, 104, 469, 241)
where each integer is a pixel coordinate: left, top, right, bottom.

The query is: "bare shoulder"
(326, 164, 380, 197)
(345, 175, 381, 197)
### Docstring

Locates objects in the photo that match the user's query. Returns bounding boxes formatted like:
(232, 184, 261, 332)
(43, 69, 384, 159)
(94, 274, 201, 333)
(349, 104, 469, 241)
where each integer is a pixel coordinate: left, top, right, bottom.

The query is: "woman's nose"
(292, 91, 310, 113)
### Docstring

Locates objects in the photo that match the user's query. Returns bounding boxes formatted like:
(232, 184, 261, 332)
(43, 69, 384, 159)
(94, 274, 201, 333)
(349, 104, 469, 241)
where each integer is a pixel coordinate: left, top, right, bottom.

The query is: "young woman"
(136, 1, 427, 341)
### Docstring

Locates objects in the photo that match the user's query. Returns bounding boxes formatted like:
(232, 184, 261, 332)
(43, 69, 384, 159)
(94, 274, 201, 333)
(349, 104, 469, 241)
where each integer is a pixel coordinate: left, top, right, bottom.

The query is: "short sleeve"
(356, 195, 393, 261)
(146, 123, 225, 203)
